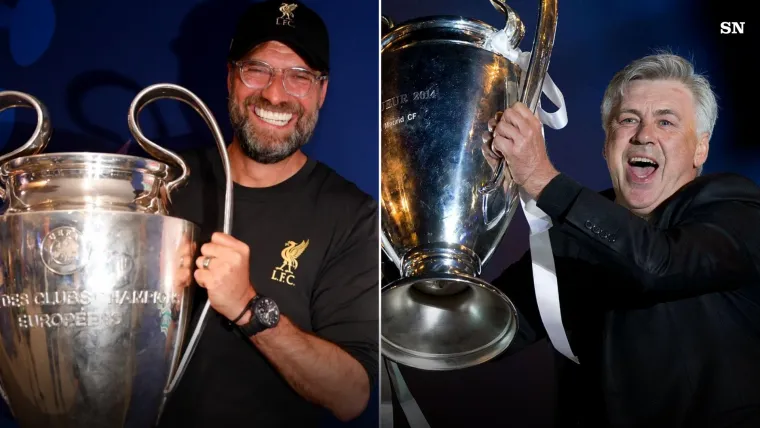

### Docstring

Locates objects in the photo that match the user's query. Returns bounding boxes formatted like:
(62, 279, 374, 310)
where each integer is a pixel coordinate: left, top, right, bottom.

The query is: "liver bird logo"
(277, 239, 309, 274)
(279, 3, 298, 20)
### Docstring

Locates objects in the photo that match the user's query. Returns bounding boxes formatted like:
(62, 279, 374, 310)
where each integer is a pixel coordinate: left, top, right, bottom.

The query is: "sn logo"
(720, 22, 745, 34)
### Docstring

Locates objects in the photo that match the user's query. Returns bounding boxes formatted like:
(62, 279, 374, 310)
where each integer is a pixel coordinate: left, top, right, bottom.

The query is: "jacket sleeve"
(536, 173, 760, 300)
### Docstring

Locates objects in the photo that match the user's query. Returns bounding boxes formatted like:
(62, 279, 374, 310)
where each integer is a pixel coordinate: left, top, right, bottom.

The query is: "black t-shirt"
(157, 147, 379, 427)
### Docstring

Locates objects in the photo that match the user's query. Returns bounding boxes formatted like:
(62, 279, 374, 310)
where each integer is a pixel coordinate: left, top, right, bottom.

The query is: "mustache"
(243, 94, 303, 116)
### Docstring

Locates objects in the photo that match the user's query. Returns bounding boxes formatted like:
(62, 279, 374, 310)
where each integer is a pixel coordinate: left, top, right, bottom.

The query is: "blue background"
(0, 0, 379, 426)
(381, 0, 754, 427)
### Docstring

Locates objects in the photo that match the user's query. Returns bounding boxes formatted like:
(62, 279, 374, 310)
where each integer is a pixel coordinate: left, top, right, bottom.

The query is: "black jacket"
(493, 172, 760, 427)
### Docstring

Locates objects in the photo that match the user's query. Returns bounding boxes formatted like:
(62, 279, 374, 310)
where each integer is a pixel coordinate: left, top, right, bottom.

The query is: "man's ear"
(693, 131, 710, 169)
(317, 79, 328, 109)
(227, 62, 235, 94)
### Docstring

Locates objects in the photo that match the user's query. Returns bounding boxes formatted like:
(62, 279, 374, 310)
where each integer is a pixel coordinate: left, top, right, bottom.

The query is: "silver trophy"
(0, 84, 232, 427)
(381, 0, 558, 370)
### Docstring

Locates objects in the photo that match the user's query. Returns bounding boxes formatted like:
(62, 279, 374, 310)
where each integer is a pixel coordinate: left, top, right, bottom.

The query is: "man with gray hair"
(484, 52, 760, 426)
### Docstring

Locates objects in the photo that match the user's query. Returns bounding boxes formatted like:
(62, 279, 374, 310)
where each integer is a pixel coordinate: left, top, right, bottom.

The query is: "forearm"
(246, 315, 370, 421)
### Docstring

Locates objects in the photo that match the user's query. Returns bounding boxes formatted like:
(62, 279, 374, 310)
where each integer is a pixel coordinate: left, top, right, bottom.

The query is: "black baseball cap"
(227, 0, 330, 74)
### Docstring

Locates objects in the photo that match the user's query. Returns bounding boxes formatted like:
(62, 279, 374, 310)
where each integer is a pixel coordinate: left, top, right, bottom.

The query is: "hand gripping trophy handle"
(0, 91, 52, 201)
(478, 0, 558, 195)
(126, 84, 234, 416)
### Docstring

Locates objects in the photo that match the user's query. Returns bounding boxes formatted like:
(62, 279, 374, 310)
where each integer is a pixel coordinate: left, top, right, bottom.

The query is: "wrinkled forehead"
(617, 79, 696, 114)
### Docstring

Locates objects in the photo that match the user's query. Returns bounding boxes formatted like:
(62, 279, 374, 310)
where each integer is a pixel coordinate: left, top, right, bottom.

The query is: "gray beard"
(228, 94, 319, 164)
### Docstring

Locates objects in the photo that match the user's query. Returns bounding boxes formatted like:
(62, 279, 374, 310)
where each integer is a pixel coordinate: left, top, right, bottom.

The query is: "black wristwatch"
(238, 295, 280, 337)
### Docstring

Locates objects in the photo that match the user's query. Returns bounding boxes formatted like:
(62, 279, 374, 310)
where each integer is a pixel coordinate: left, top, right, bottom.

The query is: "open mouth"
(628, 156, 659, 180)
(254, 107, 293, 127)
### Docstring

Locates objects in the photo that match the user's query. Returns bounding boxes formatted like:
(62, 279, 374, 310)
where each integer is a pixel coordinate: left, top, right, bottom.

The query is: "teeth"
(629, 156, 658, 166)
(254, 107, 292, 126)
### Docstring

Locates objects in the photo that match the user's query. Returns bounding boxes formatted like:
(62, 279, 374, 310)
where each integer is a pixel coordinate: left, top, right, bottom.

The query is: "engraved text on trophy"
(0, 289, 180, 329)
(0, 225, 183, 330)
(381, 86, 438, 130)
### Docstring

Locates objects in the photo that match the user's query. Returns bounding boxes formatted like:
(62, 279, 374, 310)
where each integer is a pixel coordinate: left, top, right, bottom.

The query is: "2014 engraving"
(382, 87, 438, 130)
(0, 289, 178, 330)
(381, 88, 438, 111)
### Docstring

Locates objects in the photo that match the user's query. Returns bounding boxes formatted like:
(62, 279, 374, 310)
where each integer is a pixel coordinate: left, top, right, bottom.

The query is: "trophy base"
(381, 273, 518, 370)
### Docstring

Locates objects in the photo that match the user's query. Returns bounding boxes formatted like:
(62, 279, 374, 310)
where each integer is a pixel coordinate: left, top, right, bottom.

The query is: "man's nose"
(631, 121, 656, 145)
(260, 72, 289, 105)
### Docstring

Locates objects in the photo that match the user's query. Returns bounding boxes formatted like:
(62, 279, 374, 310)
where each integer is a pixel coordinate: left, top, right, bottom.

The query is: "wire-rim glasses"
(232, 59, 327, 98)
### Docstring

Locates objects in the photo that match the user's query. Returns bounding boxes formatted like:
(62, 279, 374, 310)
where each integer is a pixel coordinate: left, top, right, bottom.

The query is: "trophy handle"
(520, 0, 558, 112)
(489, 0, 526, 48)
(128, 84, 234, 420)
(482, 190, 507, 230)
(0, 91, 52, 201)
(382, 15, 395, 36)
(128, 84, 223, 197)
(479, 0, 558, 195)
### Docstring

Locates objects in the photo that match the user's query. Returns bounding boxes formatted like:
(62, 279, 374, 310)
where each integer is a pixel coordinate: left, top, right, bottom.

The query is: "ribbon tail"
(518, 185, 579, 364)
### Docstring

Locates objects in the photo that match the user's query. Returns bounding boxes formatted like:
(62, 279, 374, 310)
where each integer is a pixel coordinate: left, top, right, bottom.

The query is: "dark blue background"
(382, 0, 754, 427)
(0, 0, 379, 426)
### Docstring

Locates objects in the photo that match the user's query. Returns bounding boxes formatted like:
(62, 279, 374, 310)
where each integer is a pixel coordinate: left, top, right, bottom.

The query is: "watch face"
(255, 297, 280, 327)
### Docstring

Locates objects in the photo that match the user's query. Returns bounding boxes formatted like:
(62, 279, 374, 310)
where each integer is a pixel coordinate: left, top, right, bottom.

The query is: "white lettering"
(720, 22, 745, 34)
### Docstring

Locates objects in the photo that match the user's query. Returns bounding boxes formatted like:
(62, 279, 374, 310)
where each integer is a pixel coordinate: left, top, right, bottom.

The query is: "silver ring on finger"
(202, 256, 212, 269)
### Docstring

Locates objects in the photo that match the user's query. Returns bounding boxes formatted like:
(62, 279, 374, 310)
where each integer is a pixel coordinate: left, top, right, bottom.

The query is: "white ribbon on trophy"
(484, 28, 579, 365)
(383, 26, 576, 428)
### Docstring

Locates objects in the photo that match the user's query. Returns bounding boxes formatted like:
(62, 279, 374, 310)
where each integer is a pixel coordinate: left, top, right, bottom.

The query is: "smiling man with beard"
(480, 52, 760, 427)
(226, 49, 320, 165)
(157, 1, 378, 427)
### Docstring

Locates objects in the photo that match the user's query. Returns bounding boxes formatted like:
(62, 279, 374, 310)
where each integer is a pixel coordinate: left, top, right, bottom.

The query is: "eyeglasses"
(232, 59, 327, 98)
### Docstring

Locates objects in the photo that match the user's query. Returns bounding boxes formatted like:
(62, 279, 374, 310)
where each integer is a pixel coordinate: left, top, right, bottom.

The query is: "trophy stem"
(402, 244, 482, 296)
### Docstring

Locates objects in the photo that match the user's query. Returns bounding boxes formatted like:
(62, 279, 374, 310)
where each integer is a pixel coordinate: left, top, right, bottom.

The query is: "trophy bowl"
(381, 0, 558, 370)
(0, 86, 232, 427)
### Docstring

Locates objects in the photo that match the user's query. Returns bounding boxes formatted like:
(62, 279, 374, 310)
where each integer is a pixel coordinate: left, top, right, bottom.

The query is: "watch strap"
(239, 310, 266, 337)
(230, 296, 255, 325)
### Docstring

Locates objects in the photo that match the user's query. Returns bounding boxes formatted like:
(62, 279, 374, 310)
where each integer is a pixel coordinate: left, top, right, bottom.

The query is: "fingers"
(500, 105, 531, 135)
(510, 102, 534, 120)
(199, 242, 244, 263)
(491, 121, 521, 158)
(480, 138, 499, 159)
(480, 141, 501, 171)
(211, 232, 248, 255)
(483, 103, 540, 165)
(194, 268, 211, 288)
(194, 238, 249, 288)
(487, 111, 503, 133)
